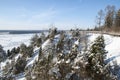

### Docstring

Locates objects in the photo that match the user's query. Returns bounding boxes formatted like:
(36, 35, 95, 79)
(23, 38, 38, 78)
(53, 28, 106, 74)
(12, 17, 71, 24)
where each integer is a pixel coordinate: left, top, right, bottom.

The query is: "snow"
(15, 72, 26, 80)
(105, 35, 120, 64)
(88, 33, 101, 44)
(0, 59, 11, 70)
(14, 54, 22, 62)
(42, 39, 51, 49)
(0, 59, 11, 76)
(74, 39, 79, 45)
(26, 37, 54, 68)
(17, 77, 26, 80)
(66, 59, 70, 63)
(26, 49, 39, 68)
(88, 33, 120, 65)
(26, 33, 61, 68)
(1, 32, 120, 79)
(72, 66, 80, 69)
(0, 34, 35, 51)
(55, 34, 60, 38)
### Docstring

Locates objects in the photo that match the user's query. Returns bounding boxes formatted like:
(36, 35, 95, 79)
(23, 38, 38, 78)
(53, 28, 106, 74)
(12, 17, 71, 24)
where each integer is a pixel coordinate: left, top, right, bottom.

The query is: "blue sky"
(0, 0, 120, 30)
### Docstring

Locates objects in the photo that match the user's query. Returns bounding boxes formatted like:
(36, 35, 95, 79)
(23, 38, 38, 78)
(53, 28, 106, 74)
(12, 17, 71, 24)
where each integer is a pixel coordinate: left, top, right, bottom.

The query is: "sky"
(0, 0, 120, 30)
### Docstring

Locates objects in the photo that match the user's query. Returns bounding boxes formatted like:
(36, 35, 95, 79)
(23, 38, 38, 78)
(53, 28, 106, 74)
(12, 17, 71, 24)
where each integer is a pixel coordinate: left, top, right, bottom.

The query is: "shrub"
(0, 45, 6, 62)
(13, 57, 27, 74)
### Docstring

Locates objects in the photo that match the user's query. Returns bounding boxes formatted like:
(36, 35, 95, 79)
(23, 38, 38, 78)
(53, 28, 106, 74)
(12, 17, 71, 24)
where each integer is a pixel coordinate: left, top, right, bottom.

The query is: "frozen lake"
(0, 33, 36, 51)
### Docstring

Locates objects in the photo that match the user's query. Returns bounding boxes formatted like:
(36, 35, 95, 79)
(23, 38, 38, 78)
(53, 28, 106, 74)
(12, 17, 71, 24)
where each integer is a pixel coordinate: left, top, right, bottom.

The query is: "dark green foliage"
(46, 27, 57, 40)
(0, 45, 6, 62)
(20, 43, 27, 54)
(1, 29, 118, 80)
(86, 35, 116, 80)
(56, 32, 65, 53)
(71, 29, 80, 38)
(40, 32, 45, 43)
(11, 47, 20, 54)
(32, 57, 52, 80)
(7, 49, 11, 57)
(7, 46, 20, 59)
(26, 45, 34, 57)
(58, 62, 72, 80)
(36, 37, 42, 47)
(13, 57, 27, 74)
(30, 34, 43, 47)
(88, 36, 106, 65)
(20, 43, 33, 57)
(30, 34, 39, 46)
(7, 47, 20, 59)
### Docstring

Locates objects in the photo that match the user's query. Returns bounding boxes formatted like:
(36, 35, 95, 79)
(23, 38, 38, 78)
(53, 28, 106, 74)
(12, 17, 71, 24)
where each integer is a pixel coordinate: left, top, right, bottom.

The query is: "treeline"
(93, 5, 120, 32)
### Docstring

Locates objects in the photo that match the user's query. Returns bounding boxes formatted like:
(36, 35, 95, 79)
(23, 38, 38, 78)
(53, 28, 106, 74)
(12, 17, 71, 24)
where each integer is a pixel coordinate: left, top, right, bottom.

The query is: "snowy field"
(0, 33, 37, 51)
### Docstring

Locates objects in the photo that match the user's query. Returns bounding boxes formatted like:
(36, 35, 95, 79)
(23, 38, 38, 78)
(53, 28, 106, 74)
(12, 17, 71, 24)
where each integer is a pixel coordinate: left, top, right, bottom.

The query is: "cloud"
(31, 7, 57, 19)
(31, 8, 57, 20)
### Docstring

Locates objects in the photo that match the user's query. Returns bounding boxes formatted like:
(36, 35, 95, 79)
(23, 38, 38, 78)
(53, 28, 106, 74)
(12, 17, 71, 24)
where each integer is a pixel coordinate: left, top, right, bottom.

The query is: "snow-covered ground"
(0, 32, 48, 79)
(0, 33, 36, 51)
(88, 33, 120, 65)
(1, 32, 120, 79)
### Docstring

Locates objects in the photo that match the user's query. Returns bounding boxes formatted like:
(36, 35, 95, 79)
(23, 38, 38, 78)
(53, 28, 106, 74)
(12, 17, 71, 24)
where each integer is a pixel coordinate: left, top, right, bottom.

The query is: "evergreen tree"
(36, 37, 42, 47)
(20, 43, 27, 56)
(40, 32, 45, 43)
(7, 49, 11, 57)
(30, 34, 39, 46)
(0, 45, 6, 62)
(13, 57, 27, 74)
(87, 35, 116, 80)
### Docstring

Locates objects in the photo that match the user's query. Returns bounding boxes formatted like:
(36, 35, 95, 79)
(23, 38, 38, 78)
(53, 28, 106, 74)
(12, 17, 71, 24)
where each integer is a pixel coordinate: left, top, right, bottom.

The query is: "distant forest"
(0, 30, 48, 34)
(91, 5, 120, 32)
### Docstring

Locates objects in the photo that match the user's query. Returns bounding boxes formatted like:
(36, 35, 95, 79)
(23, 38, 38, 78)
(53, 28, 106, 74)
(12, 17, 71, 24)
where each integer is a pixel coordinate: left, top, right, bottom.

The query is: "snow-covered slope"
(88, 33, 120, 65)
(1, 32, 120, 80)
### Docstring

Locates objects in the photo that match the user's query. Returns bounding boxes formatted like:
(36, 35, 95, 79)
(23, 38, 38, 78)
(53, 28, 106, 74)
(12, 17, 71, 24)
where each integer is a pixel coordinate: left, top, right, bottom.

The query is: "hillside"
(0, 29, 120, 80)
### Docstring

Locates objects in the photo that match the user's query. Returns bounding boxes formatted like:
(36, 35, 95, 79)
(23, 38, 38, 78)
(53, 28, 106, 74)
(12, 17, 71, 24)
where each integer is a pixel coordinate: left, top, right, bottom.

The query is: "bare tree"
(105, 5, 115, 29)
(96, 9, 104, 30)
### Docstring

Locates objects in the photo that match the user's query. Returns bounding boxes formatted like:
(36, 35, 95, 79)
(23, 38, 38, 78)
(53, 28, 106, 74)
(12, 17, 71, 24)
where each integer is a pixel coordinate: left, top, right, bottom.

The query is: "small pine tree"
(87, 35, 115, 80)
(40, 32, 45, 43)
(0, 45, 6, 62)
(7, 49, 11, 57)
(13, 57, 27, 74)
(30, 34, 39, 46)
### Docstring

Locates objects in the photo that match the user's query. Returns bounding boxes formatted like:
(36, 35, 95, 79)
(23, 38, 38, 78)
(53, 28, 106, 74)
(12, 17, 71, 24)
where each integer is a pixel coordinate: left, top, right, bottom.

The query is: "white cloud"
(31, 8, 56, 19)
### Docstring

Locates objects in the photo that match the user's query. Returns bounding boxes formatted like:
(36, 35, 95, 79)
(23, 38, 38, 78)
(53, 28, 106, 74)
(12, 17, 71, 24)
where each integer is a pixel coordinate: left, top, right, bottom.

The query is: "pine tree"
(87, 35, 116, 80)
(0, 45, 6, 62)
(30, 34, 39, 46)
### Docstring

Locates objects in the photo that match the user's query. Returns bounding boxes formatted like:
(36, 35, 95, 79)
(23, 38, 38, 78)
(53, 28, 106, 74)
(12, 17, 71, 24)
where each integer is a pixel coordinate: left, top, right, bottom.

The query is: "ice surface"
(0, 34, 35, 51)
